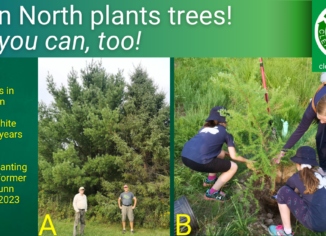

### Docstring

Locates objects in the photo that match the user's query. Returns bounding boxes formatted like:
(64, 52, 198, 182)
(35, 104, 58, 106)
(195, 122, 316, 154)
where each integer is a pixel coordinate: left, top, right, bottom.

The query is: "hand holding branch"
(272, 151, 285, 165)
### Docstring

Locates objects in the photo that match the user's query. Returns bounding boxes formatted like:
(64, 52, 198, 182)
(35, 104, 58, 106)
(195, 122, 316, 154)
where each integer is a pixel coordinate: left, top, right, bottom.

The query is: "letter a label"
(39, 214, 57, 235)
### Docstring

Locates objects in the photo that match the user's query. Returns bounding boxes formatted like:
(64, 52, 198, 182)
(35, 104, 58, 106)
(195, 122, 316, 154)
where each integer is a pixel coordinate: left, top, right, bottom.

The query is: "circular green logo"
(316, 10, 326, 55)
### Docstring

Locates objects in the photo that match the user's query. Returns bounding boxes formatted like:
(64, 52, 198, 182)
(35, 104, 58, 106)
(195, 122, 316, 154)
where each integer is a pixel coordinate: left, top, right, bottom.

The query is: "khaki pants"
(73, 209, 85, 236)
(122, 205, 134, 222)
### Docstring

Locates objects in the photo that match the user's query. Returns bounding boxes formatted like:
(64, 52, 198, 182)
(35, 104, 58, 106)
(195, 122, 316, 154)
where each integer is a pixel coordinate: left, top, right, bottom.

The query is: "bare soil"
(248, 164, 298, 233)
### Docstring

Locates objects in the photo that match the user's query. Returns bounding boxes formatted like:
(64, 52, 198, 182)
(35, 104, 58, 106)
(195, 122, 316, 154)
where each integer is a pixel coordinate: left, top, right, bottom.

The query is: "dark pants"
(182, 156, 231, 173)
(277, 186, 312, 231)
(316, 122, 326, 171)
(73, 209, 85, 236)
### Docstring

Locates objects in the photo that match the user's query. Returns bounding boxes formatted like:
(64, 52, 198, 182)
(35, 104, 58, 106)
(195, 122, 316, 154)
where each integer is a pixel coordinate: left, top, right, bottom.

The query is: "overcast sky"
(38, 58, 170, 105)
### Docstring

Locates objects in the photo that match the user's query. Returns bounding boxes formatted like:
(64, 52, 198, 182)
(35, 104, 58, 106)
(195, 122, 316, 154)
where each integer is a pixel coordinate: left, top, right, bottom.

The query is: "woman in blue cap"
(275, 73, 326, 176)
(181, 106, 254, 202)
(269, 146, 326, 236)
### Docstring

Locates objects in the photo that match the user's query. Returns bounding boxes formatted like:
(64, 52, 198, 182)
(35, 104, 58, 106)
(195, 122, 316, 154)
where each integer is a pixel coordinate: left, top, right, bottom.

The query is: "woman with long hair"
(269, 146, 326, 235)
(275, 73, 326, 176)
(181, 106, 254, 202)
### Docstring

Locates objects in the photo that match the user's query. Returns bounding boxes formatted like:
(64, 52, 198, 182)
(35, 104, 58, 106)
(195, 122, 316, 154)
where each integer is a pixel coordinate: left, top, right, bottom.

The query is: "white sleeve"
(85, 196, 87, 212)
(73, 195, 79, 212)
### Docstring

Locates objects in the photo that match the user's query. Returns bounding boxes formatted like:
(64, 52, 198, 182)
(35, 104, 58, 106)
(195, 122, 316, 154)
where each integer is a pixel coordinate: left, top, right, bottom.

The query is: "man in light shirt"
(119, 185, 137, 234)
(73, 187, 87, 236)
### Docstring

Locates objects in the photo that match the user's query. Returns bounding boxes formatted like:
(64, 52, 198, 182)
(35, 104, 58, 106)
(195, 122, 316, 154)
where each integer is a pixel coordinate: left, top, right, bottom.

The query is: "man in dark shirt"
(118, 185, 137, 234)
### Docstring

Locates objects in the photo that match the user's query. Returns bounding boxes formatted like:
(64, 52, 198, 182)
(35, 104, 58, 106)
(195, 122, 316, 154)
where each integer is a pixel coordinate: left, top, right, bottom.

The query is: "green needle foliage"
(38, 61, 170, 228)
(211, 66, 294, 209)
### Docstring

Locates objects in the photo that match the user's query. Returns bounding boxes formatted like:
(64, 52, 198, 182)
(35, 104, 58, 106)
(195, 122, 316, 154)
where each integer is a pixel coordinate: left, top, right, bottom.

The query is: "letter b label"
(176, 214, 191, 235)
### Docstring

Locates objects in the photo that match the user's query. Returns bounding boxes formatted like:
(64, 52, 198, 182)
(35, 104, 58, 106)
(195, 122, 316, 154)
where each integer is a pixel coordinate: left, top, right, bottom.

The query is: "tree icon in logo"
(315, 9, 326, 55)
(317, 14, 326, 50)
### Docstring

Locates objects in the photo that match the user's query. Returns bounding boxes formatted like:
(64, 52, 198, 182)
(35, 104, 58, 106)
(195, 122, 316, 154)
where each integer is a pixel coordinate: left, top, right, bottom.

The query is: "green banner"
(0, 0, 311, 57)
(0, 58, 38, 235)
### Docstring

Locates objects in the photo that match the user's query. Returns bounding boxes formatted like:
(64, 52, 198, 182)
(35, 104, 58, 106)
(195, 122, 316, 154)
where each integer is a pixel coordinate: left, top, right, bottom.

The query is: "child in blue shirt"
(181, 106, 254, 202)
(269, 146, 326, 235)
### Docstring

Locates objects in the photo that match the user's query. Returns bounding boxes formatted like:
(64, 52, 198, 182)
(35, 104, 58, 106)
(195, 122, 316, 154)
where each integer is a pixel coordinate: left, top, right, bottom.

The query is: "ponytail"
(203, 120, 216, 128)
(203, 120, 227, 128)
(299, 167, 319, 194)
(317, 94, 326, 116)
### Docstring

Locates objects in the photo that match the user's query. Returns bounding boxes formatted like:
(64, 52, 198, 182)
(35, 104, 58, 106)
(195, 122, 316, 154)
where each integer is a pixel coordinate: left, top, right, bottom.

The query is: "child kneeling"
(269, 146, 326, 235)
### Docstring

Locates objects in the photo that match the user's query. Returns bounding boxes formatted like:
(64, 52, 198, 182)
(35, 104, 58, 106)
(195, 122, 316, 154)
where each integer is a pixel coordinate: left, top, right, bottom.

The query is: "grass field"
(38, 215, 169, 236)
(174, 58, 325, 235)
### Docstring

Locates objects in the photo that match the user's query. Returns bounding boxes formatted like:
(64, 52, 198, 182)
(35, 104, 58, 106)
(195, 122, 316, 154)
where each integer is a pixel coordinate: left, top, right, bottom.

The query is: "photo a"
(174, 58, 326, 236)
(37, 58, 170, 236)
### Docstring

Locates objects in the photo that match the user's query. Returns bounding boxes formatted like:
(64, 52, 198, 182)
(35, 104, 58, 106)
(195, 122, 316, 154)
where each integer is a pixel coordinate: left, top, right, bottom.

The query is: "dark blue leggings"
(277, 186, 312, 231)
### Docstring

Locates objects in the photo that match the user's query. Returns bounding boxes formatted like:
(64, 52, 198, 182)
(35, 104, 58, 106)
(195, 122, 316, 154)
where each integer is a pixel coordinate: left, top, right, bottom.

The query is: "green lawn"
(38, 216, 169, 236)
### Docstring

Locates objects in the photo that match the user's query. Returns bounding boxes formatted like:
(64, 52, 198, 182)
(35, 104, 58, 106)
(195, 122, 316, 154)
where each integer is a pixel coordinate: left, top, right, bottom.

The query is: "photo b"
(174, 58, 326, 235)
(38, 58, 170, 236)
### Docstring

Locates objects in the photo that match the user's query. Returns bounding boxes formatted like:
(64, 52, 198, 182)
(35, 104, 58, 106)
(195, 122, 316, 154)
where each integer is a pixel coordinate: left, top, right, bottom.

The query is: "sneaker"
(204, 189, 230, 202)
(123, 229, 126, 234)
(131, 231, 134, 234)
(203, 177, 217, 187)
(203, 178, 229, 187)
(269, 225, 293, 236)
(317, 167, 326, 177)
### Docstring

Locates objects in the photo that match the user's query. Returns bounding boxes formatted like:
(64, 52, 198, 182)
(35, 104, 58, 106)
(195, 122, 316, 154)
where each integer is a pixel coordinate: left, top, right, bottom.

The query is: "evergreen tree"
(212, 65, 294, 211)
(92, 66, 170, 226)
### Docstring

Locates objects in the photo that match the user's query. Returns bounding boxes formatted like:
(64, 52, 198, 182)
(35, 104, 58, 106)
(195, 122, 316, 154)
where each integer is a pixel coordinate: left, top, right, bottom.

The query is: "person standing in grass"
(269, 146, 326, 236)
(275, 73, 326, 176)
(119, 185, 137, 234)
(181, 106, 255, 202)
(73, 187, 87, 236)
